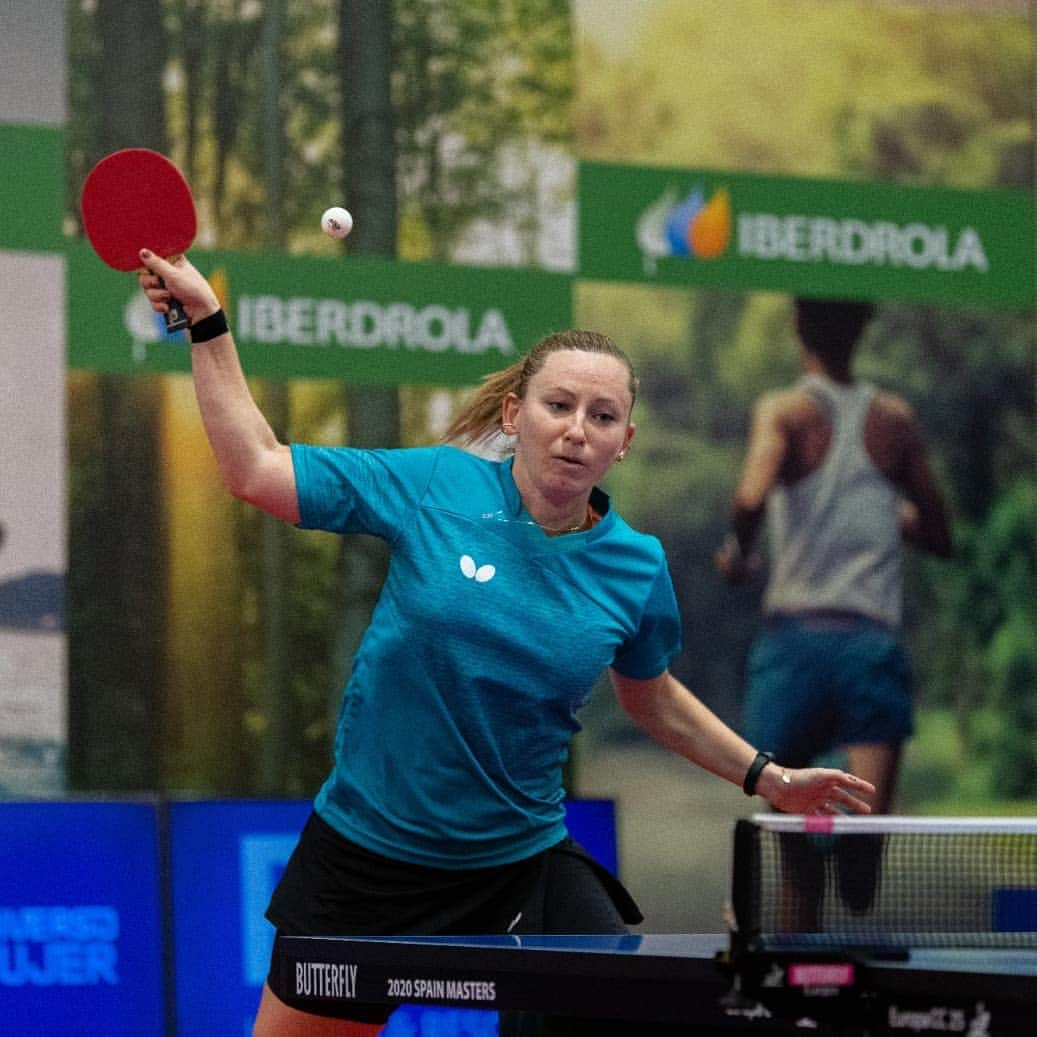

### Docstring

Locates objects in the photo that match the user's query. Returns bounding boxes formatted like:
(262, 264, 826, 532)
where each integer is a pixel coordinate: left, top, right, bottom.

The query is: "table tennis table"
(276, 930, 1037, 1034)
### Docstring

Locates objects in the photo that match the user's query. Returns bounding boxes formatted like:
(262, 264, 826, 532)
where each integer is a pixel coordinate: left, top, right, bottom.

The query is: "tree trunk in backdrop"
(257, 0, 292, 793)
(331, 1, 401, 709)
(68, 0, 168, 791)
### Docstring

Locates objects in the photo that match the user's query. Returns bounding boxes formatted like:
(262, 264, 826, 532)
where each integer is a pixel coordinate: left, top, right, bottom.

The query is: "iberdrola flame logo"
(636, 186, 731, 274)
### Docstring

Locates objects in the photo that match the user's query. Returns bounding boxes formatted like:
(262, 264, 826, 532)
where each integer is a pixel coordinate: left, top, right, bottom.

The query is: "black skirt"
(265, 810, 642, 1024)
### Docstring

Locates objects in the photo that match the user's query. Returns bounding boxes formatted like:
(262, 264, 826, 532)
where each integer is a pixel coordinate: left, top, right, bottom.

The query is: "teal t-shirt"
(292, 443, 681, 868)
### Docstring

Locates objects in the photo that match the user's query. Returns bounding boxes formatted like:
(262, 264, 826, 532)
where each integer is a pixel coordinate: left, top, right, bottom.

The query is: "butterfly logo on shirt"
(459, 555, 496, 583)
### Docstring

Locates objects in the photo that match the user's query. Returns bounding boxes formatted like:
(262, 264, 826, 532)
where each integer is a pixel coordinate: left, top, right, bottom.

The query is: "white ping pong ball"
(321, 206, 353, 239)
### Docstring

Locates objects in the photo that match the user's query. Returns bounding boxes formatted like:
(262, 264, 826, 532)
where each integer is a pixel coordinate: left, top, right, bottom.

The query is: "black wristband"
(189, 308, 229, 343)
(742, 750, 774, 797)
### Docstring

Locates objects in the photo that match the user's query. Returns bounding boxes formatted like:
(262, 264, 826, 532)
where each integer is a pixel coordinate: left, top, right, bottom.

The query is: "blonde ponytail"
(442, 358, 527, 447)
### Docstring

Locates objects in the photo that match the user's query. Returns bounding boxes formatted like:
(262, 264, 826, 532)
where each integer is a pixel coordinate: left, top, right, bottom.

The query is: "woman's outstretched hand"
(136, 250, 221, 326)
(757, 764, 876, 814)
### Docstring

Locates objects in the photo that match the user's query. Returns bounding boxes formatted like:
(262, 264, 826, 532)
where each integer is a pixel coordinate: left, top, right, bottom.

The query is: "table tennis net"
(731, 816, 1037, 951)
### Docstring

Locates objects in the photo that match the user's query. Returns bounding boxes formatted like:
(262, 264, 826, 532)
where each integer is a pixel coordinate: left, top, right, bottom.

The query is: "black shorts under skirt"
(266, 811, 642, 1026)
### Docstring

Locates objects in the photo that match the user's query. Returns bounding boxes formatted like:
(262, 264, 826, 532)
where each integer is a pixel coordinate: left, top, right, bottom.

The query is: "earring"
(501, 422, 517, 435)
(616, 452, 626, 463)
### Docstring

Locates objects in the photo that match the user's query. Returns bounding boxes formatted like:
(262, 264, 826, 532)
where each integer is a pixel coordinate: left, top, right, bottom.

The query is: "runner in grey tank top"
(716, 298, 951, 815)
(764, 374, 901, 629)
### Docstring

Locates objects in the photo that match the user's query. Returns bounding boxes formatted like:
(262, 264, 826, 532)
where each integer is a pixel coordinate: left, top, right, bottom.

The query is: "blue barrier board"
(0, 800, 166, 1037)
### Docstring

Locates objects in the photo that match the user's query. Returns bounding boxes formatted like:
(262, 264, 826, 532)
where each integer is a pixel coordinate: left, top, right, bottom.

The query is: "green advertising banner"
(579, 160, 1034, 310)
(67, 243, 572, 386)
(0, 124, 65, 253)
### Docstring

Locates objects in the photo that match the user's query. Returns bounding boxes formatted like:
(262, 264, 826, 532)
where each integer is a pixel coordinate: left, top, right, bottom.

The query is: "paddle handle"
(154, 254, 189, 333)
(163, 288, 189, 332)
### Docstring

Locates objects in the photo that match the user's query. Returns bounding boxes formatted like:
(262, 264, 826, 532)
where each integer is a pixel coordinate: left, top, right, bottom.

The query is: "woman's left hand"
(758, 763, 876, 814)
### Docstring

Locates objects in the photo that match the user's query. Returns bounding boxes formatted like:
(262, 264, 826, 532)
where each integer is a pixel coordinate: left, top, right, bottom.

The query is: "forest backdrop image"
(64, 0, 1034, 929)
(570, 0, 1035, 815)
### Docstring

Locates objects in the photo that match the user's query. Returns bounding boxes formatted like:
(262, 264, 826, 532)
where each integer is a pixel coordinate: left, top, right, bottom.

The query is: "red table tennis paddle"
(80, 148, 198, 333)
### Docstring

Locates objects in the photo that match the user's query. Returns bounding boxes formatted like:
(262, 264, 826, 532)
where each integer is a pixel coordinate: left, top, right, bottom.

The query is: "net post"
(731, 818, 763, 953)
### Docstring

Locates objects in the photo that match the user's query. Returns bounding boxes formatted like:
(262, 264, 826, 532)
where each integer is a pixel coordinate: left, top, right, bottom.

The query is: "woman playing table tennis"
(137, 250, 874, 1037)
